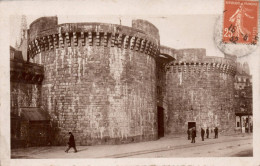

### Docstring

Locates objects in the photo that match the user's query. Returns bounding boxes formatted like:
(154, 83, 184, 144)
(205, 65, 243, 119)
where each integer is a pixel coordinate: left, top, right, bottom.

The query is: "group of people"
(187, 127, 219, 143)
(65, 126, 220, 153)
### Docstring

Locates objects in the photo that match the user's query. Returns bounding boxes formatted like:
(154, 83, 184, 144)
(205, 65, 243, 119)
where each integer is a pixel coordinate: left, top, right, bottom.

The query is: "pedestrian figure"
(201, 128, 205, 141)
(214, 127, 218, 139)
(187, 129, 191, 140)
(206, 127, 209, 138)
(216, 127, 218, 138)
(65, 132, 78, 153)
(191, 127, 196, 143)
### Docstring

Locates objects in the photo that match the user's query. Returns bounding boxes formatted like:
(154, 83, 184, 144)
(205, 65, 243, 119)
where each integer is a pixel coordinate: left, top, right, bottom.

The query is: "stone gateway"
(10, 16, 252, 147)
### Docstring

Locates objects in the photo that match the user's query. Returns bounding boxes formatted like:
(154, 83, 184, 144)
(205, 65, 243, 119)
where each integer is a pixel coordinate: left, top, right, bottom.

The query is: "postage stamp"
(223, 0, 259, 45)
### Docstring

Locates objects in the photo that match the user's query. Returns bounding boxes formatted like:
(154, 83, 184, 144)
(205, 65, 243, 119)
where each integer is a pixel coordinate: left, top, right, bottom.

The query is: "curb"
(101, 136, 252, 158)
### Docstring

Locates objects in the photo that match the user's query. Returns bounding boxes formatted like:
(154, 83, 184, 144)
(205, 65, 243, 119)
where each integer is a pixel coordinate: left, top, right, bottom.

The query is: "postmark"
(222, 0, 258, 45)
(214, 0, 259, 57)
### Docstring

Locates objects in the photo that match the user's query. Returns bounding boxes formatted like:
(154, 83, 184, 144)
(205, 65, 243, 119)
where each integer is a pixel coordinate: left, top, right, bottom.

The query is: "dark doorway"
(188, 122, 196, 136)
(157, 106, 164, 138)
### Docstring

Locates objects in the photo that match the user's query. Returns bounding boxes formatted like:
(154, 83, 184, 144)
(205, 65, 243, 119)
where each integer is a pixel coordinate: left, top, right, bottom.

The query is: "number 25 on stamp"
(223, 0, 259, 44)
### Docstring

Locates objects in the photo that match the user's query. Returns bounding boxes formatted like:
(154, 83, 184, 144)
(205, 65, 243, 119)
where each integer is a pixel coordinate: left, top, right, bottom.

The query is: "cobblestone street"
(11, 133, 252, 158)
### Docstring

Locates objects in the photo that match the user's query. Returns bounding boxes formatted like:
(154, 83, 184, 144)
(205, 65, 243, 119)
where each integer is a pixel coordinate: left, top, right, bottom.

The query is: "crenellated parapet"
(165, 48, 237, 76)
(28, 22, 160, 59)
(166, 61, 236, 76)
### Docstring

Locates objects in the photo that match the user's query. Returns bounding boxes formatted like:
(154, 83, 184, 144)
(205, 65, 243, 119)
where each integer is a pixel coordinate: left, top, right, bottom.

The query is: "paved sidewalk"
(11, 133, 252, 158)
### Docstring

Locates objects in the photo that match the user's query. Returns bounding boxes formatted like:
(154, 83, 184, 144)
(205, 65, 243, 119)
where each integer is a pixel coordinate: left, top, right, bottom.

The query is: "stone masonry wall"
(156, 46, 176, 134)
(165, 49, 237, 135)
(28, 17, 160, 145)
(11, 82, 41, 115)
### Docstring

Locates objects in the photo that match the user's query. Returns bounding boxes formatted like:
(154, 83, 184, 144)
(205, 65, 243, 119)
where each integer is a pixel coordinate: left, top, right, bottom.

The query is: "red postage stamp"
(223, 0, 259, 44)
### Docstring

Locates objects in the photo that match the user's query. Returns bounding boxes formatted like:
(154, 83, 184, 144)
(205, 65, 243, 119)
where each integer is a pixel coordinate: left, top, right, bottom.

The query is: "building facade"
(10, 16, 253, 147)
(234, 63, 253, 133)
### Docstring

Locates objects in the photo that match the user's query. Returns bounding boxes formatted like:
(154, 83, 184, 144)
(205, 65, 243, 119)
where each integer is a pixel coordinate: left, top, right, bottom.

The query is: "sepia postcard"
(0, 0, 260, 166)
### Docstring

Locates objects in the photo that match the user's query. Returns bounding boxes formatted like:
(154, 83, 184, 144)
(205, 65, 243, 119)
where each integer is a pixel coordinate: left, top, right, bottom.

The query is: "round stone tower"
(28, 17, 160, 145)
(165, 49, 237, 134)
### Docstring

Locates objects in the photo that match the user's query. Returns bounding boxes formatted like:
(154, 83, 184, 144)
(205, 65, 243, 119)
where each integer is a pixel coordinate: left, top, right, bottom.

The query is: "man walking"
(201, 128, 205, 141)
(65, 132, 78, 153)
(191, 127, 196, 143)
(206, 127, 209, 138)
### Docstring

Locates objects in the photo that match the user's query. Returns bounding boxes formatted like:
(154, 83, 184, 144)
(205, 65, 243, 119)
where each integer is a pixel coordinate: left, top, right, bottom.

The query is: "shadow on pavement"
(11, 155, 30, 159)
(231, 149, 253, 157)
(77, 148, 88, 152)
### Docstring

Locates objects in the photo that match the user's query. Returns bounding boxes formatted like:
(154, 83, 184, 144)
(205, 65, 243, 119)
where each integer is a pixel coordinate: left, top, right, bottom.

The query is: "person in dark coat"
(201, 128, 205, 141)
(214, 127, 218, 139)
(187, 129, 191, 140)
(65, 132, 78, 153)
(206, 127, 209, 138)
(191, 127, 196, 143)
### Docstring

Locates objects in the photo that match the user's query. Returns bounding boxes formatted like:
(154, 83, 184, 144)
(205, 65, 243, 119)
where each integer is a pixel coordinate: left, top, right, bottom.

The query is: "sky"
(7, 0, 259, 74)
(10, 14, 224, 57)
